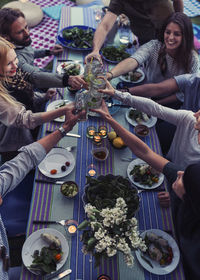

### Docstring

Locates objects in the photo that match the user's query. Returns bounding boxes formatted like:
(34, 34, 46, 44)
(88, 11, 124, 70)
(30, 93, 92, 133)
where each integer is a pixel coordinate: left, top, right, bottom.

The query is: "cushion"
(2, 1, 43, 28)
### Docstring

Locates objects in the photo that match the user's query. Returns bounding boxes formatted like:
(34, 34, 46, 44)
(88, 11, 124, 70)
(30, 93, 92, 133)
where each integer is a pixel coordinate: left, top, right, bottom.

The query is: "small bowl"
(134, 124, 149, 137)
(60, 181, 79, 198)
(91, 147, 109, 162)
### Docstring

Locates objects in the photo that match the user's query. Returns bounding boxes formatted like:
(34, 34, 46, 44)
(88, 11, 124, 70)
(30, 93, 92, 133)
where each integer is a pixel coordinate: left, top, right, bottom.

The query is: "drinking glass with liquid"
(118, 26, 131, 45)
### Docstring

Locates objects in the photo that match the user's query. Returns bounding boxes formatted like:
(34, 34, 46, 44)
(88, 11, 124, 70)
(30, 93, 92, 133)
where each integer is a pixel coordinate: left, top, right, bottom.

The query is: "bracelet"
(107, 71, 114, 80)
(58, 126, 66, 137)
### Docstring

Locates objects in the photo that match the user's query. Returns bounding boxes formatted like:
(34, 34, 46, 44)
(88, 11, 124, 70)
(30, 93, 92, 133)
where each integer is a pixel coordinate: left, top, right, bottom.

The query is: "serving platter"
(57, 61, 84, 75)
(57, 25, 95, 51)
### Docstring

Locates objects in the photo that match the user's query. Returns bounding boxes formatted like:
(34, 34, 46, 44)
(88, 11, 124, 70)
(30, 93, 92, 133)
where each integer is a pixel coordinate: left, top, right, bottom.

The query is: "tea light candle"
(87, 164, 97, 177)
(87, 126, 96, 138)
(65, 219, 78, 236)
(98, 126, 107, 138)
(93, 132, 102, 145)
(68, 225, 77, 234)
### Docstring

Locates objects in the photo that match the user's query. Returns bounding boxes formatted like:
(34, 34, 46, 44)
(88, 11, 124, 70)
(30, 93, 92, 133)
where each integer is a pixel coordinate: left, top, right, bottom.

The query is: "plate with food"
(135, 229, 180, 275)
(127, 158, 164, 189)
(101, 45, 130, 64)
(119, 68, 145, 84)
(126, 108, 157, 128)
(57, 61, 84, 75)
(57, 25, 95, 51)
(38, 148, 75, 179)
(22, 228, 69, 276)
(46, 99, 71, 122)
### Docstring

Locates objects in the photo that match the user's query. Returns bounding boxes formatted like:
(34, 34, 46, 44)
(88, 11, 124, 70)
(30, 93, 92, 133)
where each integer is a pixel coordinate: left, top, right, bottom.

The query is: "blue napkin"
(42, 4, 65, 20)
(77, 0, 103, 7)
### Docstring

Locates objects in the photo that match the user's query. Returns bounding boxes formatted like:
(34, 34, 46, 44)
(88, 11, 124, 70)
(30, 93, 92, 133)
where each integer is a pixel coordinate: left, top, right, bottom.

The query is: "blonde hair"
(0, 36, 21, 106)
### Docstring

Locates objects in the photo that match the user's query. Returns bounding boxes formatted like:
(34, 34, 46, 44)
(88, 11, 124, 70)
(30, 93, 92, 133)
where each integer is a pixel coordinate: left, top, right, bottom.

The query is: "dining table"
(20, 5, 186, 280)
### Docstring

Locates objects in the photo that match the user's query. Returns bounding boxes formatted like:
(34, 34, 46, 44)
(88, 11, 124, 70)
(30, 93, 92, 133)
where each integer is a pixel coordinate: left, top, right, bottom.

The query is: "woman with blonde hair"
(0, 37, 79, 162)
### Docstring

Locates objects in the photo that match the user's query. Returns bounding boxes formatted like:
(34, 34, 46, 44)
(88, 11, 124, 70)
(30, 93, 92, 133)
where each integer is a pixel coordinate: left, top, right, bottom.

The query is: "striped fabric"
(20, 6, 185, 280)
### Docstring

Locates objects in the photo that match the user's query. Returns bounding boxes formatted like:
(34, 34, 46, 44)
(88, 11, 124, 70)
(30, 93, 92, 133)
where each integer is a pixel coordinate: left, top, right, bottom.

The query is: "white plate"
(125, 108, 157, 128)
(119, 68, 145, 84)
(22, 228, 69, 276)
(46, 100, 71, 122)
(57, 61, 84, 75)
(135, 229, 180, 275)
(127, 158, 164, 190)
(38, 148, 75, 179)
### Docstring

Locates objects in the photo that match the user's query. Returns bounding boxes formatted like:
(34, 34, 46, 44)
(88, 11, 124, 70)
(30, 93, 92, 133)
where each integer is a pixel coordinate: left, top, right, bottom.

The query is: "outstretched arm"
(107, 57, 139, 80)
(129, 78, 179, 98)
(85, 12, 117, 63)
(91, 101, 169, 173)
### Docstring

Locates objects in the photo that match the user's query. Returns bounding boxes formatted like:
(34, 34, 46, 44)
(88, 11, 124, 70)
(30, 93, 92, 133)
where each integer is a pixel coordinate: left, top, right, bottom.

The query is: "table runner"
(21, 6, 185, 280)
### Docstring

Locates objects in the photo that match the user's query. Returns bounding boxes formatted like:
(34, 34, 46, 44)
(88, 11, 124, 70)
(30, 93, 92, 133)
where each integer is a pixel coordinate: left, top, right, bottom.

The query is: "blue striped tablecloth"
(20, 6, 185, 280)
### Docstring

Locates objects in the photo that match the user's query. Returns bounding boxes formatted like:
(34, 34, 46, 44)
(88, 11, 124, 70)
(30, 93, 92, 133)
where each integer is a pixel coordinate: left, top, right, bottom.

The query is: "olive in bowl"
(134, 124, 149, 137)
(60, 181, 79, 198)
(91, 147, 109, 162)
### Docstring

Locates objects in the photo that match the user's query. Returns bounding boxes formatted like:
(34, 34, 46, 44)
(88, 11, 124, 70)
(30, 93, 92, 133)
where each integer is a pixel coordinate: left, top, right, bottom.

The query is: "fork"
(57, 146, 76, 152)
(33, 219, 66, 227)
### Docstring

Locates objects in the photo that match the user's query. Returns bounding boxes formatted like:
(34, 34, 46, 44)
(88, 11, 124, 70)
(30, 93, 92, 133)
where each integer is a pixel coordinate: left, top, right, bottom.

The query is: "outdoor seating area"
(0, 1, 200, 280)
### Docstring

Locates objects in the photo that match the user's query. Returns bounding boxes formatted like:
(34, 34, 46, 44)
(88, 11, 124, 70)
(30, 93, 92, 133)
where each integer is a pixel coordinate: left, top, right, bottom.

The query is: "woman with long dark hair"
(107, 12, 199, 108)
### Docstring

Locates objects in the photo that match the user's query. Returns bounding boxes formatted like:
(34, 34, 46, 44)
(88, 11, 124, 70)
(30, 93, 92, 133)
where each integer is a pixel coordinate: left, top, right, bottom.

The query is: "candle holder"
(98, 125, 107, 138)
(93, 132, 102, 145)
(87, 126, 96, 138)
(65, 219, 78, 236)
(87, 164, 97, 177)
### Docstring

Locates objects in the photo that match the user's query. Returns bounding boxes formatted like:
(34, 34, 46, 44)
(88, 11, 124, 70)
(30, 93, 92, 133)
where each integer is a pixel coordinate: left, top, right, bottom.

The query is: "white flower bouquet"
(78, 174, 146, 267)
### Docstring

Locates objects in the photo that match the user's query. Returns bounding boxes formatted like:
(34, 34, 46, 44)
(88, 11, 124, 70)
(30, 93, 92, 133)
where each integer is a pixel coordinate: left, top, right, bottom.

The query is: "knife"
(46, 130, 81, 138)
(35, 179, 65, 185)
(51, 269, 72, 280)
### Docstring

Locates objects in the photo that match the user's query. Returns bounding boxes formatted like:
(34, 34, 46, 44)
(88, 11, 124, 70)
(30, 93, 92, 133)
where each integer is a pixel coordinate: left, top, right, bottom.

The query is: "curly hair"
(158, 12, 196, 76)
(0, 8, 25, 38)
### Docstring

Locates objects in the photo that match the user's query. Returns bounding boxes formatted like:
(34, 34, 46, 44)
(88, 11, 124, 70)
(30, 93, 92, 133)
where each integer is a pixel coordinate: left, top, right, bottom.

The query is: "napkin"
(42, 4, 65, 20)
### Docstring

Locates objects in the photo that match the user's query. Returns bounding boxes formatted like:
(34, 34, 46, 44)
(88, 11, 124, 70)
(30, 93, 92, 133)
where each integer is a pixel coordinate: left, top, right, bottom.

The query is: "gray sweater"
(15, 46, 68, 89)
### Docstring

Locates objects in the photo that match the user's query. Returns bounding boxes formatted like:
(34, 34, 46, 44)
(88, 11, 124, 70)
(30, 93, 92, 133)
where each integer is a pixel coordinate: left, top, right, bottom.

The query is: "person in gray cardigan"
(0, 8, 86, 90)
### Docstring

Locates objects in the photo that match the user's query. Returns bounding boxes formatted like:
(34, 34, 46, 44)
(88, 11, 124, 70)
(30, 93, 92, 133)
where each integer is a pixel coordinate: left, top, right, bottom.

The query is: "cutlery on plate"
(35, 179, 65, 185)
(50, 268, 72, 280)
(107, 103, 130, 108)
(56, 146, 76, 152)
(46, 130, 81, 138)
(138, 188, 165, 193)
(140, 253, 153, 268)
(33, 219, 66, 226)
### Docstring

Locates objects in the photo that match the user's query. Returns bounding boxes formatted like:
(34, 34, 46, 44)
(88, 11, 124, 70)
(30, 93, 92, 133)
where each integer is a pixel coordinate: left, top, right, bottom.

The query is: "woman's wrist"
(107, 71, 114, 80)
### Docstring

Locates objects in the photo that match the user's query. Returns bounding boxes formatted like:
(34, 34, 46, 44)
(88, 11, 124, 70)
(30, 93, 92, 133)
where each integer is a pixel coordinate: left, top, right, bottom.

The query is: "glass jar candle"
(98, 125, 107, 138)
(87, 126, 96, 138)
(93, 132, 102, 145)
